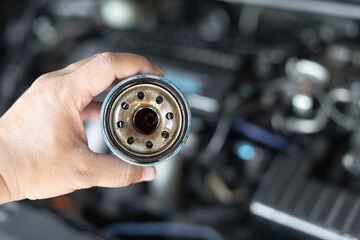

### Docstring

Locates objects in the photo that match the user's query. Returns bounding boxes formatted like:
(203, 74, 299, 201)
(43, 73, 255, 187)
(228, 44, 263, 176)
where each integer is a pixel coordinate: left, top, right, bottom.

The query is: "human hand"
(0, 52, 163, 204)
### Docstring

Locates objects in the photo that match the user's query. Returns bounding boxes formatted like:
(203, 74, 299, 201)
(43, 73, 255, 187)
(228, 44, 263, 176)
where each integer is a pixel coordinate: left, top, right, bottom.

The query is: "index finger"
(69, 52, 162, 110)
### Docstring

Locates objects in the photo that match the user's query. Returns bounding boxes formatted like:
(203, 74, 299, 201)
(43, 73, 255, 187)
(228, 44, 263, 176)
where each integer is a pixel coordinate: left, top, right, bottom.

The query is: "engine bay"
(1, 0, 360, 239)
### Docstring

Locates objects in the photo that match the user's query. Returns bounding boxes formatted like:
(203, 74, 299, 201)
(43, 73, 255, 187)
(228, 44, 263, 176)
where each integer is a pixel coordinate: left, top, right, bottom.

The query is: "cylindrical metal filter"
(100, 74, 191, 166)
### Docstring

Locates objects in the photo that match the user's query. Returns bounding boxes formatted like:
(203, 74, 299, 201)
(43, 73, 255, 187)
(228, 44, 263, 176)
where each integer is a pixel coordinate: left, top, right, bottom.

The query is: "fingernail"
(154, 66, 164, 77)
(140, 167, 156, 182)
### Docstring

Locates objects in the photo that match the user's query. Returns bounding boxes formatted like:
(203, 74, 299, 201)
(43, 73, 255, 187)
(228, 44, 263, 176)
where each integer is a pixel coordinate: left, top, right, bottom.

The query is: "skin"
(0, 52, 163, 204)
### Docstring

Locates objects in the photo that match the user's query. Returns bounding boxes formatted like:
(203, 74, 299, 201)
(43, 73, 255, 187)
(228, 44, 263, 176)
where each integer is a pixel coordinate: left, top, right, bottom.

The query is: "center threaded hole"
(133, 108, 159, 134)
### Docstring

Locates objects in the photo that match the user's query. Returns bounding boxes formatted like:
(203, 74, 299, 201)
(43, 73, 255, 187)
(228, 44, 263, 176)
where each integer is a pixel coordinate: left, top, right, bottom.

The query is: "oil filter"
(100, 74, 191, 166)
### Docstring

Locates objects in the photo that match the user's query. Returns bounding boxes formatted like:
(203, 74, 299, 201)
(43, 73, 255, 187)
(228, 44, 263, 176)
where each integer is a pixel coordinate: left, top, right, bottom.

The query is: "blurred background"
(1, 0, 360, 239)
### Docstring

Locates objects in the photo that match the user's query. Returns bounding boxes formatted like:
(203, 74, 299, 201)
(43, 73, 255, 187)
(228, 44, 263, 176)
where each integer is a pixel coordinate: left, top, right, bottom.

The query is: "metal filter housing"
(100, 74, 191, 166)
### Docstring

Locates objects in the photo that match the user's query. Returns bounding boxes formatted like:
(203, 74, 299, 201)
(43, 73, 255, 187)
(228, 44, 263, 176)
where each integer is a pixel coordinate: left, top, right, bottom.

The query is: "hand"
(0, 52, 162, 204)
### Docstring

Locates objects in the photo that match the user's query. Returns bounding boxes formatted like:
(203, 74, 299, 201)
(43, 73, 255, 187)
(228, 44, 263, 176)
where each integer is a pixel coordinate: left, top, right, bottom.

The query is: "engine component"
(100, 74, 191, 166)
(0, 202, 104, 240)
(286, 58, 330, 85)
(251, 154, 360, 240)
(342, 127, 360, 178)
(270, 59, 331, 134)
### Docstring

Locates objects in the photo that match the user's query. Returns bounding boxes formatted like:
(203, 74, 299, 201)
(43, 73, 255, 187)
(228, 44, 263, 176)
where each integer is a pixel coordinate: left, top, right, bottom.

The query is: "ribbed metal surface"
(251, 155, 360, 240)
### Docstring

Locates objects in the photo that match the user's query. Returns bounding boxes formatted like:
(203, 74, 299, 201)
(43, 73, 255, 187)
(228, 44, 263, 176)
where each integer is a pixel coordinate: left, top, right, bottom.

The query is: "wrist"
(0, 121, 13, 204)
(0, 174, 12, 204)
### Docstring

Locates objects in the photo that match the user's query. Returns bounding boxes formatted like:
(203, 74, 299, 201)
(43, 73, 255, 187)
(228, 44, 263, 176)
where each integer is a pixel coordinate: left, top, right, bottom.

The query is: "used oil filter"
(100, 74, 191, 166)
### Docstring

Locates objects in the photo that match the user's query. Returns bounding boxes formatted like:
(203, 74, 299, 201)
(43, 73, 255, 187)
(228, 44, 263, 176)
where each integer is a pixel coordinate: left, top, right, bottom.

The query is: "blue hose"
(101, 222, 224, 240)
(232, 118, 292, 151)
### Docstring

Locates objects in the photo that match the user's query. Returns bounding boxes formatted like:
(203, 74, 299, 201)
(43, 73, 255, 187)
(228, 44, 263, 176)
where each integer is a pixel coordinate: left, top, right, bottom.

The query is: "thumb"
(88, 153, 156, 188)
